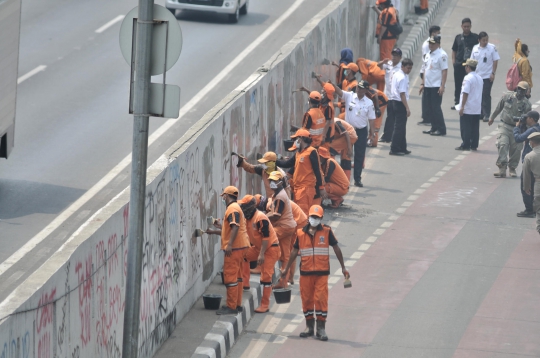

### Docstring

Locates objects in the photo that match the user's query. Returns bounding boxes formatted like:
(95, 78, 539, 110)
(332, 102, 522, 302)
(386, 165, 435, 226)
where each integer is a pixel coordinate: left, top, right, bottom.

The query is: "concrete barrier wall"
(0, 0, 416, 357)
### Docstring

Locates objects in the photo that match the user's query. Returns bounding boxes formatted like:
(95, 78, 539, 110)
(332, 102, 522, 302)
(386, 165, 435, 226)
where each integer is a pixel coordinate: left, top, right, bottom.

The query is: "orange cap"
(318, 147, 331, 159)
(291, 128, 311, 139)
(346, 63, 359, 73)
(323, 83, 335, 101)
(268, 171, 284, 181)
(309, 205, 324, 218)
(221, 186, 239, 197)
(238, 194, 255, 205)
(254, 194, 264, 206)
(288, 144, 297, 151)
(258, 151, 277, 163)
(309, 91, 322, 101)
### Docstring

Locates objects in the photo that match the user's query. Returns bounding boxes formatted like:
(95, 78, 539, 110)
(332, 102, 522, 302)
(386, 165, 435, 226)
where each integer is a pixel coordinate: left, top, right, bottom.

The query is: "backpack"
(386, 14, 403, 36)
(506, 58, 522, 91)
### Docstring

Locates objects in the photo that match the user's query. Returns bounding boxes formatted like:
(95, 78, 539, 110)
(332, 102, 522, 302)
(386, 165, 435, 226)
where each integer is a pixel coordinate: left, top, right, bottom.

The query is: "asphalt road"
(0, 0, 329, 301)
(219, 0, 540, 356)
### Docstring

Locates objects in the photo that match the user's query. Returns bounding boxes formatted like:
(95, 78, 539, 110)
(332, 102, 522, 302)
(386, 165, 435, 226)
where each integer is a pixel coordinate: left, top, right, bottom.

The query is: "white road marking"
(388, 215, 400, 220)
(455, 155, 466, 160)
(442, 166, 452, 171)
(358, 244, 371, 251)
(0, 0, 308, 279)
(414, 189, 425, 194)
(401, 201, 413, 207)
(421, 183, 432, 188)
(344, 260, 356, 267)
(351, 252, 364, 259)
(328, 276, 340, 284)
(95, 15, 125, 33)
(396, 207, 407, 213)
(282, 324, 297, 333)
(291, 314, 304, 323)
(373, 228, 386, 235)
(366, 236, 378, 243)
(482, 136, 492, 140)
(380, 221, 393, 228)
(334, 268, 342, 276)
(17, 65, 47, 84)
(328, 220, 341, 229)
(435, 171, 446, 177)
(428, 177, 439, 183)
(407, 195, 419, 201)
(448, 161, 459, 166)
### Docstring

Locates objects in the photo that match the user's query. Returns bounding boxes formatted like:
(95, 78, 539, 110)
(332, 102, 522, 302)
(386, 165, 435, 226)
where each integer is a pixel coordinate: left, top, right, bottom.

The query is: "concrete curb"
(186, 3, 446, 358)
(400, 0, 446, 60)
(191, 284, 262, 358)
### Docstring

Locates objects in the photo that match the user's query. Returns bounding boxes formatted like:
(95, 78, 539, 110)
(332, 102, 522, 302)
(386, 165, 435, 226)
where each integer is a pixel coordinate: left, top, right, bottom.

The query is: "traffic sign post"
(120, 3, 182, 358)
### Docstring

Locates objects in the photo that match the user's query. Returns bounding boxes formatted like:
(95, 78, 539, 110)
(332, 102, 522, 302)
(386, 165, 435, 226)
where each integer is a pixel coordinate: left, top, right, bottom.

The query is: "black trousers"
(353, 126, 368, 182)
(420, 79, 429, 123)
(521, 171, 535, 212)
(459, 114, 481, 149)
(424, 87, 446, 134)
(454, 63, 466, 105)
(381, 102, 395, 141)
(390, 100, 408, 152)
(481, 78, 493, 119)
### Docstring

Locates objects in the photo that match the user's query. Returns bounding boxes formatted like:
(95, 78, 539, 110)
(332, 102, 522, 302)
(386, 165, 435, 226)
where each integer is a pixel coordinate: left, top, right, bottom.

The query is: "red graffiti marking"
(76, 254, 92, 347)
(36, 288, 56, 334)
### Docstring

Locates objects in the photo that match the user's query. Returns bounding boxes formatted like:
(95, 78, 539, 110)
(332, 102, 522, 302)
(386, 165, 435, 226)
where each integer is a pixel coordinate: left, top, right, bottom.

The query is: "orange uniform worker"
(238, 195, 281, 313)
(357, 58, 386, 92)
(376, 0, 399, 61)
(318, 147, 349, 208)
(301, 91, 327, 148)
(265, 171, 297, 289)
(205, 186, 250, 315)
(235, 152, 290, 199)
(366, 85, 388, 147)
(330, 118, 358, 182)
(338, 63, 360, 119)
(276, 129, 327, 215)
(280, 205, 349, 341)
(300, 80, 336, 149)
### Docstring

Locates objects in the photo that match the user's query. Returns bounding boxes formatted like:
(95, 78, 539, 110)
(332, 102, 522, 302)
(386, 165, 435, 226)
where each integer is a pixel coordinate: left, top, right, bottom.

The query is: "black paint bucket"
(249, 261, 258, 269)
(203, 294, 222, 310)
(273, 288, 291, 304)
(283, 139, 294, 152)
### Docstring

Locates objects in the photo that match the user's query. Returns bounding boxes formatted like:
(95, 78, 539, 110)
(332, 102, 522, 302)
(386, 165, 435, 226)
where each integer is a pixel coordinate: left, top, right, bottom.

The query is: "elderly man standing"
(455, 59, 483, 151)
(522, 132, 540, 234)
(489, 82, 532, 177)
(420, 35, 448, 136)
(331, 80, 376, 188)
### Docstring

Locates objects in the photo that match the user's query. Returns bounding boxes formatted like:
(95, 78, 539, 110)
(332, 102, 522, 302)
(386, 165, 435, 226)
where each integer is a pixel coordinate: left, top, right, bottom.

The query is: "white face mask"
(309, 217, 321, 227)
(269, 182, 278, 189)
(295, 139, 301, 148)
(222, 198, 227, 206)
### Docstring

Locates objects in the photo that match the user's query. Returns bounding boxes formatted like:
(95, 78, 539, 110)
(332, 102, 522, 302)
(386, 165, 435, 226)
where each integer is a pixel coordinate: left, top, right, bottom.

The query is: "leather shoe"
(422, 130, 433, 134)
(455, 146, 470, 151)
(389, 151, 405, 156)
(403, 150, 412, 155)
(354, 181, 363, 187)
(430, 131, 445, 136)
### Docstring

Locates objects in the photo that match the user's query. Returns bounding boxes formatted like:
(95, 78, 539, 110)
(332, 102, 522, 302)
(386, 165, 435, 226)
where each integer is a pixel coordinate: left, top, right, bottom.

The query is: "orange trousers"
(369, 105, 387, 147)
(325, 182, 348, 207)
(243, 245, 281, 286)
(330, 136, 358, 161)
(420, 0, 428, 9)
(380, 39, 397, 60)
(294, 186, 321, 215)
(300, 275, 329, 321)
(223, 249, 246, 310)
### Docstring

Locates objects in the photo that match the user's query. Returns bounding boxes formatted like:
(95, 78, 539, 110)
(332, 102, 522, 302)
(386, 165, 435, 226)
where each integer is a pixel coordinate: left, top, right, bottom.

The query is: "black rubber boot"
(316, 320, 328, 341)
(299, 319, 315, 338)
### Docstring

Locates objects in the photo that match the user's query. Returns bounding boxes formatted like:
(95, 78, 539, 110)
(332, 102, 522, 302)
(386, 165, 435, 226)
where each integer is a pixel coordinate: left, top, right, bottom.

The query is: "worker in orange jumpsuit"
(234, 151, 290, 199)
(331, 48, 354, 86)
(276, 129, 327, 215)
(299, 80, 336, 149)
(376, 0, 399, 61)
(318, 147, 349, 208)
(357, 58, 386, 92)
(365, 84, 388, 147)
(205, 186, 250, 315)
(264, 171, 297, 289)
(330, 118, 358, 182)
(280, 205, 349, 341)
(300, 91, 327, 148)
(238, 195, 281, 313)
(338, 63, 359, 119)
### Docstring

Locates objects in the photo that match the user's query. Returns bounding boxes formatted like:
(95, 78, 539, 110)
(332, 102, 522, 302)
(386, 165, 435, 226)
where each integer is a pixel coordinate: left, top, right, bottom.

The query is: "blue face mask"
(222, 198, 227, 206)
(343, 70, 349, 76)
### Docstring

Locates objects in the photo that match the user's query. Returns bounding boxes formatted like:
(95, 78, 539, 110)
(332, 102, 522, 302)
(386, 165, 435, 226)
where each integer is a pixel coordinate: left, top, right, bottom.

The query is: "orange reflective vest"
(296, 224, 336, 275)
(302, 107, 326, 148)
(293, 146, 322, 189)
(221, 202, 250, 250)
(245, 210, 279, 250)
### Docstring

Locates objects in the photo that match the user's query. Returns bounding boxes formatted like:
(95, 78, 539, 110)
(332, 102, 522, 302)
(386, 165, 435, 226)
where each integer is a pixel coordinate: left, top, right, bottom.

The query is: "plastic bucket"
(283, 139, 294, 152)
(202, 294, 222, 310)
(273, 288, 291, 304)
(249, 261, 258, 269)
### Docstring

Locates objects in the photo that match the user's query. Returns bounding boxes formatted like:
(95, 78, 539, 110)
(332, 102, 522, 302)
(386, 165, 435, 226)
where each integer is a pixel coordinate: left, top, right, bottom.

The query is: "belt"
(271, 243, 279, 247)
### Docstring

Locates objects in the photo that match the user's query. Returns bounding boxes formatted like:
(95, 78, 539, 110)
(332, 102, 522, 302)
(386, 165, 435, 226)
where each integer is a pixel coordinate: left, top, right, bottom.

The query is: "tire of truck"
(228, 3, 240, 23)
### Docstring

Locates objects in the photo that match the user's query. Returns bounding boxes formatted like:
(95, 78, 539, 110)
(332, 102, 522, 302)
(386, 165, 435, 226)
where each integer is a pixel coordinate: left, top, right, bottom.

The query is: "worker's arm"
(257, 220, 271, 265)
(280, 247, 299, 279)
(378, 26, 387, 44)
(329, 80, 344, 98)
(309, 150, 327, 199)
(329, 229, 349, 278)
(439, 69, 447, 96)
(377, 58, 390, 69)
(267, 198, 284, 222)
(491, 60, 498, 82)
(344, 132, 353, 158)
(488, 96, 506, 126)
(400, 92, 411, 117)
(325, 160, 336, 183)
(299, 86, 311, 94)
(225, 225, 239, 257)
(458, 92, 468, 117)
(234, 153, 263, 176)
(276, 153, 296, 168)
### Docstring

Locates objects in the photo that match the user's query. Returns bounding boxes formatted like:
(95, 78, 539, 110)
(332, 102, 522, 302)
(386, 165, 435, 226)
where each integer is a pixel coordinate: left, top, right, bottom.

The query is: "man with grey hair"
(522, 132, 540, 233)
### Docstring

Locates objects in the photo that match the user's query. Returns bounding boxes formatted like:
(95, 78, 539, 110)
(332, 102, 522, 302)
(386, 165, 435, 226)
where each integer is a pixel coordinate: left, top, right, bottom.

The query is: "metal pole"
(122, 0, 154, 357)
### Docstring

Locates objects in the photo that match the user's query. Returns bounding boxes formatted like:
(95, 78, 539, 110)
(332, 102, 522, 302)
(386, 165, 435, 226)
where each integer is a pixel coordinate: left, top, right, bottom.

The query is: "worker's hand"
(331, 61, 338, 67)
(419, 85, 424, 95)
(300, 86, 309, 92)
(279, 268, 288, 281)
(213, 218, 222, 229)
(459, 107, 464, 117)
(224, 245, 233, 257)
(488, 118, 494, 126)
(347, 147, 354, 159)
(233, 153, 245, 167)
(205, 229, 218, 235)
(257, 254, 265, 266)
(342, 269, 350, 279)
(490, 73, 495, 82)
(438, 86, 445, 96)
(382, 58, 390, 64)
(406, 108, 411, 117)
(320, 188, 329, 200)
(516, 121, 521, 127)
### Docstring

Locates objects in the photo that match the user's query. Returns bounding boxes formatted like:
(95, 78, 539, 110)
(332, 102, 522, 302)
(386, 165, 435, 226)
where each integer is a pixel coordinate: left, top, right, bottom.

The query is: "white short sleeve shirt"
(470, 43, 500, 79)
(422, 38, 430, 59)
(421, 47, 449, 87)
(341, 91, 376, 129)
(390, 69, 409, 102)
(383, 60, 402, 98)
(456, 71, 483, 114)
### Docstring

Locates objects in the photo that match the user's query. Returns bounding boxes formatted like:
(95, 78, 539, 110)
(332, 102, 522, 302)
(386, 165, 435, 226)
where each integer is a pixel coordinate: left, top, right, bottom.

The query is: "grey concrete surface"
(0, 0, 329, 300)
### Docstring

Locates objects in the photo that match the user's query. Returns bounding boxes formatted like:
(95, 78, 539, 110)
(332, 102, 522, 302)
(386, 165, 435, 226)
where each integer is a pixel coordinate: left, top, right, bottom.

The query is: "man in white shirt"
(389, 58, 414, 155)
(420, 36, 448, 136)
(331, 80, 376, 187)
(455, 59, 483, 150)
(378, 48, 402, 142)
(470, 31, 500, 122)
(419, 26, 441, 126)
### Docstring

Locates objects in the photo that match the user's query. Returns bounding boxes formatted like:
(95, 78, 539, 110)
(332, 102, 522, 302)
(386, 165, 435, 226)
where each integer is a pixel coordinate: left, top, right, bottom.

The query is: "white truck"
(0, 0, 21, 159)
(166, 0, 248, 23)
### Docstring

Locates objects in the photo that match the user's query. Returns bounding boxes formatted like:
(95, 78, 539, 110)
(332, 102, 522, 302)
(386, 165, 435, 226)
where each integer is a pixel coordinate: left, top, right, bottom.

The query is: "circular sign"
(119, 4, 182, 76)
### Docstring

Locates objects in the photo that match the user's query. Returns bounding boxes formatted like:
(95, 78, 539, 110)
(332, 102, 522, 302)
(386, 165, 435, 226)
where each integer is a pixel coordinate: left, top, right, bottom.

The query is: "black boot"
(316, 320, 328, 341)
(299, 319, 315, 338)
